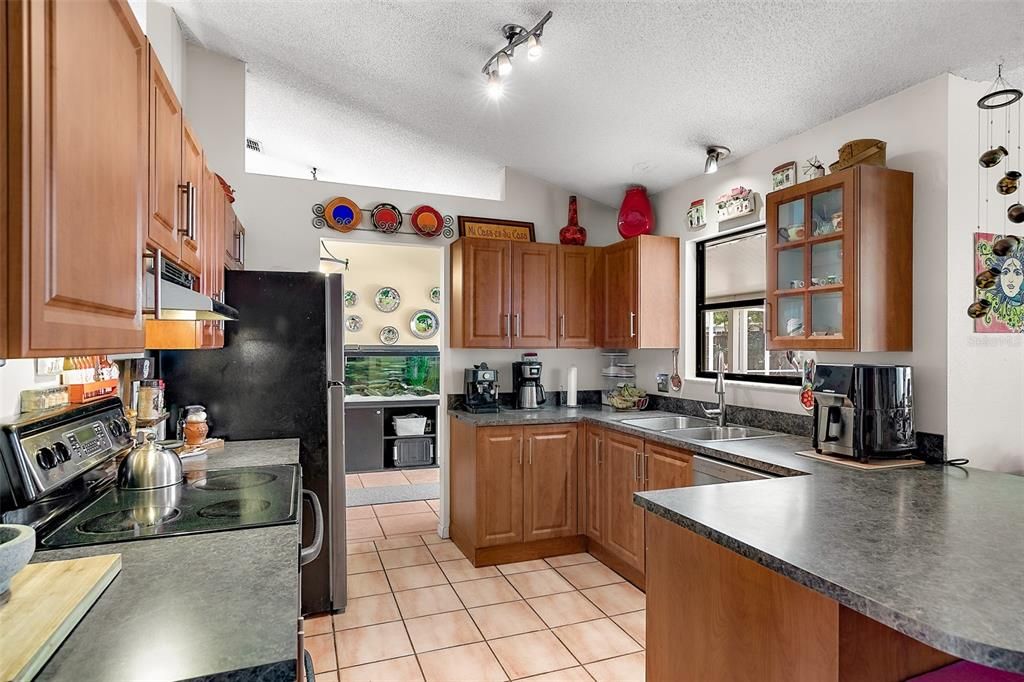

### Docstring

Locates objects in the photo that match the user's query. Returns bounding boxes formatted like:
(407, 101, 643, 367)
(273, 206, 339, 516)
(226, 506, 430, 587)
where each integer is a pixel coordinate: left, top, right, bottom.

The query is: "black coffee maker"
(812, 364, 916, 462)
(512, 353, 546, 410)
(464, 363, 499, 413)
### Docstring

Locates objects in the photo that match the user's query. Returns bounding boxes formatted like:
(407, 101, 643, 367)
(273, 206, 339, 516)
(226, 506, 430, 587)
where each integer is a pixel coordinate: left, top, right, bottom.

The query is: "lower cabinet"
(601, 429, 647, 575)
(583, 425, 605, 544)
(524, 425, 578, 542)
(645, 441, 693, 490)
(477, 426, 525, 547)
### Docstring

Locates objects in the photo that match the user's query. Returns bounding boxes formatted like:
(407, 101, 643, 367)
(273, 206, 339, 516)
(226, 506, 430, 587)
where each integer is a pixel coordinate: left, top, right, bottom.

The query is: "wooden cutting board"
(0, 554, 121, 682)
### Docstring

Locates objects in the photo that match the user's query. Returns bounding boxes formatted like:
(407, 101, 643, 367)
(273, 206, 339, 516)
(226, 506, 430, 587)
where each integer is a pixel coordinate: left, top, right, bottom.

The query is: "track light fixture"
(481, 11, 552, 98)
(704, 146, 731, 174)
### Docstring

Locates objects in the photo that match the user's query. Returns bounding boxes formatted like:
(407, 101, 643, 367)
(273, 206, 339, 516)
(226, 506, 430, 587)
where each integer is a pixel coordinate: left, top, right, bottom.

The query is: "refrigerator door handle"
(325, 273, 346, 384)
(300, 489, 324, 566)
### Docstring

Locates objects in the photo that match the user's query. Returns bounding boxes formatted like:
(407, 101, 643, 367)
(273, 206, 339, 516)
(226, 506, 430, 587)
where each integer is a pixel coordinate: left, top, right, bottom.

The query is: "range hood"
(144, 270, 239, 321)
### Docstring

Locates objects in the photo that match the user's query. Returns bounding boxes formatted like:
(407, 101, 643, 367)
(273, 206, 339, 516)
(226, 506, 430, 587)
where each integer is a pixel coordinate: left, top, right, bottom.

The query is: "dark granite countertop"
(450, 406, 1024, 672)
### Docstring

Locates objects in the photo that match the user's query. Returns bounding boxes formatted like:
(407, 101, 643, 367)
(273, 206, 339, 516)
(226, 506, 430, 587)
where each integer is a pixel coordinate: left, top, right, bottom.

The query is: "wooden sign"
(457, 216, 535, 242)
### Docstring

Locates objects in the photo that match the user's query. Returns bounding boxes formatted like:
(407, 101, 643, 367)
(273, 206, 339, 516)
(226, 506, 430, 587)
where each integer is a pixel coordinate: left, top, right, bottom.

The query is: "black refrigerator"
(160, 270, 346, 615)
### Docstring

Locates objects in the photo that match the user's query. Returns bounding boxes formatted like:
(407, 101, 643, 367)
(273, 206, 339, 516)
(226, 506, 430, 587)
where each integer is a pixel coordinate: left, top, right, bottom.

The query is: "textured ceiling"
(169, 0, 1024, 206)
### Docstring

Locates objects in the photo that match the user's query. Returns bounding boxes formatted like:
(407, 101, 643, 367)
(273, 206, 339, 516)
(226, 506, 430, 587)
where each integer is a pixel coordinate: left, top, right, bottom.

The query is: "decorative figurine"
(803, 156, 826, 179)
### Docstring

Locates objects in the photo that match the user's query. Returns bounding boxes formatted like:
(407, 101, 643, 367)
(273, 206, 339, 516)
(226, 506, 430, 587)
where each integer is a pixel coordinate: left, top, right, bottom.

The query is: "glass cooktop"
(40, 465, 298, 548)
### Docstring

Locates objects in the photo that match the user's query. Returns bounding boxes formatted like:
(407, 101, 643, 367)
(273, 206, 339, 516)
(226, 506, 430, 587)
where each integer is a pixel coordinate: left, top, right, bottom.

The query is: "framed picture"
(973, 232, 1024, 333)
(771, 162, 798, 191)
(457, 216, 535, 242)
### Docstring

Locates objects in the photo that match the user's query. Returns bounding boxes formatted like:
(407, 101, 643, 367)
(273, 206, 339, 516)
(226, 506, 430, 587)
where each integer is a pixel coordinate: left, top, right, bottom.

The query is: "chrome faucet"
(701, 351, 727, 427)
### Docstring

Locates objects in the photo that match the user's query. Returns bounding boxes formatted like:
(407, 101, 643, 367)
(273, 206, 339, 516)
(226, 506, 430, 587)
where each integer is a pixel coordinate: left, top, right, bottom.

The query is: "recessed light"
(704, 146, 731, 174)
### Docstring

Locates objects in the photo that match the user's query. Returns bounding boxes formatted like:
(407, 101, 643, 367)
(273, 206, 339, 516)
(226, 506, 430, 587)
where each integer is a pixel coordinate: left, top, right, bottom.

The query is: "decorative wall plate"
(346, 315, 363, 332)
(411, 205, 444, 238)
(344, 290, 358, 308)
(371, 203, 403, 233)
(429, 286, 441, 304)
(379, 326, 400, 345)
(409, 310, 439, 339)
(374, 287, 401, 312)
(324, 197, 362, 232)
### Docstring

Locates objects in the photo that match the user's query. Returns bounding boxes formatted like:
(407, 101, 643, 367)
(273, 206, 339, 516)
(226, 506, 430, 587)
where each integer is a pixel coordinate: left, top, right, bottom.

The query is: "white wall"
(146, 1, 187, 103)
(640, 75, 952, 437)
(0, 360, 61, 417)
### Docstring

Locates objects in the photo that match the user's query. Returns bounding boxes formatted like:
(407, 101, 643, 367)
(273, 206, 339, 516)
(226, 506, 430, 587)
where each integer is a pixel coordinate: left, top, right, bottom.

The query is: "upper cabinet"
(599, 235, 680, 349)
(179, 121, 204, 275)
(766, 165, 912, 351)
(224, 200, 245, 271)
(510, 242, 558, 348)
(5, 0, 148, 356)
(147, 45, 183, 259)
(557, 246, 598, 348)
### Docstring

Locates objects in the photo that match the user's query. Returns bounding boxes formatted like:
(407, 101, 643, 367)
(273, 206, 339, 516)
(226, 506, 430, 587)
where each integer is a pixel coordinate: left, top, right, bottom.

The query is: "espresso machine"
(464, 363, 499, 413)
(812, 364, 916, 462)
(512, 353, 547, 410)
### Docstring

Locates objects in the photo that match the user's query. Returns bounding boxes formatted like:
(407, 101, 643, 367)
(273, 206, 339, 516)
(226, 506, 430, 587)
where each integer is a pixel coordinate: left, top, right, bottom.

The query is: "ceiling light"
(527, 34, 542, 61)
(487, 70, 504, 99)
(704, 146, 731, 174)
(496, 51, 512, 76)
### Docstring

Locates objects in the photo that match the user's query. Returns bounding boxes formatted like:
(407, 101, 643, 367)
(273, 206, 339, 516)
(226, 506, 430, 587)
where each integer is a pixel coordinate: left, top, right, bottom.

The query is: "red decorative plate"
(324, 197, 361, 233)
(371, 203, 403, 233)
(410, 205, 444, 238)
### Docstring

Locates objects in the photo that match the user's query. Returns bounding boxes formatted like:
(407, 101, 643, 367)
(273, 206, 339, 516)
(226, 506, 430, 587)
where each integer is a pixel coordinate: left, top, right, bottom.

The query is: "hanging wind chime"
(968, 63, 1024, 330)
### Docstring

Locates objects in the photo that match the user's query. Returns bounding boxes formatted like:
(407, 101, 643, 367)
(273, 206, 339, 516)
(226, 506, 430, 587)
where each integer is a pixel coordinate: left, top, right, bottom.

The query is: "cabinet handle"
(515, 313, 521, 337)
(643, 453, 649, 484)
(238, 232, 245, 267)
(144, 248, 164, 320)
(560, 314, 566, 338)
(633, 452, 639, 481)
(528, 441, 533, 465)
(189, 183, 198, 241)
(178, 182, 192, 237)
(504, 314, 511, 338)
(518, 442, 523, 466)
(629, 312, 636, 338)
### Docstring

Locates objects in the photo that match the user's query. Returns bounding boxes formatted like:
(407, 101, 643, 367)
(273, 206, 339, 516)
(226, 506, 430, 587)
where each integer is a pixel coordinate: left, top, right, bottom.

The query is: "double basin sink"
(619, 416, 776, 441)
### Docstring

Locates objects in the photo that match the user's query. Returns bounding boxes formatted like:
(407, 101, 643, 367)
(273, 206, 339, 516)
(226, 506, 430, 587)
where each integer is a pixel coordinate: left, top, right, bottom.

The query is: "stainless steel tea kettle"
(117, 429, 183, 490)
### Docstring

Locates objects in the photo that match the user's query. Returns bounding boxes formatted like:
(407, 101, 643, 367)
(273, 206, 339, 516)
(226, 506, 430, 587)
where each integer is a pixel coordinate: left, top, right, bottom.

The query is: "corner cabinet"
(600, 235, 680, 349)
(766, 165, 913, 351)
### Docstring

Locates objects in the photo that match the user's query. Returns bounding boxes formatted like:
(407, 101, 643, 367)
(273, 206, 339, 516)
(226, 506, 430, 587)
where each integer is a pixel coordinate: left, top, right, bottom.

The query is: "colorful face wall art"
(975, 232, 1024, 332)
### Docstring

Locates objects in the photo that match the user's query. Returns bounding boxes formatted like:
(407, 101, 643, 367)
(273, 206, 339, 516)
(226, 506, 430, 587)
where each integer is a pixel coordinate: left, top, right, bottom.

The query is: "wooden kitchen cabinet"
(645, 441, 693, 490)
(224, 200, 246, 271)
(766, 165, 913, 351)
(178, 122, 204, 276)
(599, 235, 679, 348)
(601, 429, 646, 575)
(583, 425, 606, 544)
(147, 44, 183, 259)
(200, 165, 225, 348)
(5, 0, 148, 356)
(477, 426, 525, 547)
(557, 246, 598, 348)
(511, 242, 558, 348)
(523, 425, 578, 542)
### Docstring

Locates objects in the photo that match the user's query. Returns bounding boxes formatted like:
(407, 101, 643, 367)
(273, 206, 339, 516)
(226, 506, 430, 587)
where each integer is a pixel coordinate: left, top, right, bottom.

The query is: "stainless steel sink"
(620, 416, 713, 431)
(662, 426, 776, 441)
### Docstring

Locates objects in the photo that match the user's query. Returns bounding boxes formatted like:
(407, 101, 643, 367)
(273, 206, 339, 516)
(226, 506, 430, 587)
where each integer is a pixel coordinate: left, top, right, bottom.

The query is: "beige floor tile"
(438, 558, 502, 583)
(417, 642, 508, 682)
(520, 667, 594, 681)
(375, 535, 424, 551)
(315, 671, 339, 682)
(347, 551, 384, 575)
(387, 563, 448, 591)
(347, 570, 391, 598)
(555, 562, 624, 590)
(335, 621, 413, 668)
(379, 545, 435, 569)
(420, 532, 446, 545)
(305, 632, 338, 672)
(426, 541, 466, 562)
(332, 593, 401, 631)
(373, 500, 433, 517)
(347, 517, 385, 541)
(584, 652, 645, 682)
(347, 541, 377, 555)
(552, 618, 641, 665)
(612, 610, 645, 647)
(345, 474, 363, 490)
(426, 498, 441, 512)
(378, 512, 439, 536)
(403, 468, 440, 484)
(305, 613, 334, 636)
(488, 630, 578, 680)
(338, 655, 423, 682)
(497, 559, 550, 575)
(468, 600, 547, 640)
(359, 471, 410, 487)
(394, 584, 464, 619)
(452, 576, 521, 608)
(581, 582, 645, 617)
(404, 609, 483, 653)
(527, 591, 605, 629)
(506, 569, 575, 599)
(544, 553, 598, 569)
(346, 505, 375, 520)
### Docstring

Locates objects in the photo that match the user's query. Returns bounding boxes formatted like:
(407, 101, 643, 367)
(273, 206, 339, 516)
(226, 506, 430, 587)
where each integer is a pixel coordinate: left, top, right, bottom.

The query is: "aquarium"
(344, 346, 440, 402)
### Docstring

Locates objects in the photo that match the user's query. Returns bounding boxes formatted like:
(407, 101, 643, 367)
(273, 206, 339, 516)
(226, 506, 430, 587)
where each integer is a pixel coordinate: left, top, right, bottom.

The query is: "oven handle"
(300, 489, 323, 567)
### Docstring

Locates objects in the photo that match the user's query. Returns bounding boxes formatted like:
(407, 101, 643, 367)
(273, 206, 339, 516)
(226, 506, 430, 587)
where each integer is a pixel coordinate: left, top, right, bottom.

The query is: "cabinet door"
(236, 222, 246, 270)
(179, 122, 203, 275)
(344, 407, 385, 473)
(557, 246, 596, 348)
(476, 427, 524, 546)
(148, 45, 183, 259)
(200, 165, 224, 348)
(603, 429, 646, 572)
(601, 239, 638, 348)
(223, 195, 238, 267)
(584, 426, 605, 543)
(523, 425, 577, 541)
(6, 0, 147, 356)
(511, 242, 557, 348)
(457, 239, 511, 348)
(645, 441, 693, 490)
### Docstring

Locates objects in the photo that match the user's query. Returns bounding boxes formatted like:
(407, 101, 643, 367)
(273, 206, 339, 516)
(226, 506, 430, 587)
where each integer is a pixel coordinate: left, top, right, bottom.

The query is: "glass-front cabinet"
(765, 165, 914, 351)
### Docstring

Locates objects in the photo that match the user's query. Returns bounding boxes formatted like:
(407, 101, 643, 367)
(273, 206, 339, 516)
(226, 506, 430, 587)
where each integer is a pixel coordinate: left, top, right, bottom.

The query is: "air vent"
(245, 137, 262, 153)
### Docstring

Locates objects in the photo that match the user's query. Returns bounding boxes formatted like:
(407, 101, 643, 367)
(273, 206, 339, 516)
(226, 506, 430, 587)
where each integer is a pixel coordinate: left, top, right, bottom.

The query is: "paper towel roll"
(567, 365, 578, 407)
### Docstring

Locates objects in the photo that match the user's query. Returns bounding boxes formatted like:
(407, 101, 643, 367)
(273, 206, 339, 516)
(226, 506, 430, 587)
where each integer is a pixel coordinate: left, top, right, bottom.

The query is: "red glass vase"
(617, 185, 654, 239)
(559, 195, 587, 246)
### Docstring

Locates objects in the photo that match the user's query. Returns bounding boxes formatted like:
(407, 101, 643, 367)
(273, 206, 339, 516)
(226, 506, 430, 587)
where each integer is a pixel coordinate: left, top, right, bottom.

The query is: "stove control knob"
(36, 447, 57, 470)
(118, 417, 132, 437)
(53, 441, 72, 463)
(110, 419, 124, 437)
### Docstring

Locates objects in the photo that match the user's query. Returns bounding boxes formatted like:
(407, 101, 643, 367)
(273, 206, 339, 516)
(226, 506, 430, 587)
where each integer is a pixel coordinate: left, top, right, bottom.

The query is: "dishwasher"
(691, 455, 776, 485)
